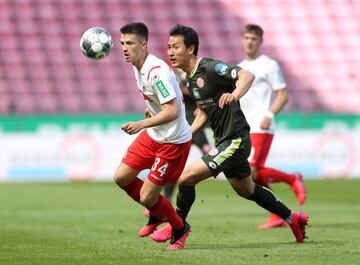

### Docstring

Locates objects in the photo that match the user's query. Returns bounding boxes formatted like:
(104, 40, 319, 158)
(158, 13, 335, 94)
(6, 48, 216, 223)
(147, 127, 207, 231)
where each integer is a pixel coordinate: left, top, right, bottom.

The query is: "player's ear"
(188, 44, 196, 55)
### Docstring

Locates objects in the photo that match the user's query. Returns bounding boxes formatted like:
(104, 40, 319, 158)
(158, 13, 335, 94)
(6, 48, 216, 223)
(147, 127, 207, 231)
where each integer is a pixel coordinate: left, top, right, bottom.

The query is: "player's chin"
(170, 60, 180, 68)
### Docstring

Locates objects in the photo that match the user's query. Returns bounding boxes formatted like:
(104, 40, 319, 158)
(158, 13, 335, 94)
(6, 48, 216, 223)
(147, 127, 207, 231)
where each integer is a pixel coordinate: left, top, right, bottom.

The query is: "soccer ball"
(80, 27, 113, 60)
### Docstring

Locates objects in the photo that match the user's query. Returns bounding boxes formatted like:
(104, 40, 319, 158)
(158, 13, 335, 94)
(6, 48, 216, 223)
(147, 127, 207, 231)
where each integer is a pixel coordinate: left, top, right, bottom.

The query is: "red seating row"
(0, 0, 359, 114)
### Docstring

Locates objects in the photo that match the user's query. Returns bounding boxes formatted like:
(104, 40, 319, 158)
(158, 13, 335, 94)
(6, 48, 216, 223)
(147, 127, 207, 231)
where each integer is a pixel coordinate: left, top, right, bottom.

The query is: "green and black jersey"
(185, 57, 250, 145)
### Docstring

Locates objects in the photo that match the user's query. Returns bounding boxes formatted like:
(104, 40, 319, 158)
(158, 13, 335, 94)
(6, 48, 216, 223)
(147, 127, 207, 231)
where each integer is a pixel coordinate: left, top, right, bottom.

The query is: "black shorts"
(202, 134, 251, 179)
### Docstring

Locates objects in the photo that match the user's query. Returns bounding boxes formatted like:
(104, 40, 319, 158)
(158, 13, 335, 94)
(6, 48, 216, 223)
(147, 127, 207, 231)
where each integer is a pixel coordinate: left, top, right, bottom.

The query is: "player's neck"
(184, 56, 199, 75)
(134, 52, 149, 70)
(245, 51, 261, 61)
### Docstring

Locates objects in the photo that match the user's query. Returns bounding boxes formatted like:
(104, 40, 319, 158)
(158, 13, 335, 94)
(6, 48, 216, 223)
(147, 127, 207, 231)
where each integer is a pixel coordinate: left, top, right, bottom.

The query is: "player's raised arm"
(142, 99, 179, 128)
(219, 69, 255, 108)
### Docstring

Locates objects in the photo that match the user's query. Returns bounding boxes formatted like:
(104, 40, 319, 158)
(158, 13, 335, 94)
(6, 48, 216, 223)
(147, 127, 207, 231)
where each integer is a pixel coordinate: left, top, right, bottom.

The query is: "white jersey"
(133, 54, 192, 144)
(239, 54, 286, 134)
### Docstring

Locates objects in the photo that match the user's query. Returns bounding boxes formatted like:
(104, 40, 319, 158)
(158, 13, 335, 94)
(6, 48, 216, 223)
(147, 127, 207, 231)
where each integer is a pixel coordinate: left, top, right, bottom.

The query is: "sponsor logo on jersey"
(155, 80, 170, 98)
(208, 161, 218, 170)
(208, 148, 219, 156)
(196, 78, 205, 88)
(150, 173, 162, 181)
(215, 63, 229, 76)
(192, 87, 201, 99)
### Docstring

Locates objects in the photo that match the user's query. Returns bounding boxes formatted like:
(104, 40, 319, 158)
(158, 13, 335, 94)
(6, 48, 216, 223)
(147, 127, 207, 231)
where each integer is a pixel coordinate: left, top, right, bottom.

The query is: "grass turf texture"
(1, 179, 359, 265)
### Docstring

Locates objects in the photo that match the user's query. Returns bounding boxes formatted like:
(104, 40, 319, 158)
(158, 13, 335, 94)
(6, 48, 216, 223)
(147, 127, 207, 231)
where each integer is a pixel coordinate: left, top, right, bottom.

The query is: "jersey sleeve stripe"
(147, 66, 161, 80)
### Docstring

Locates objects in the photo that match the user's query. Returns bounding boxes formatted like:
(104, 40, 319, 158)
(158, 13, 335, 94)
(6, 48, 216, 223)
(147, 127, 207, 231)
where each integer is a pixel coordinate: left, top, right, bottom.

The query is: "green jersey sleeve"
(205, 59, 242, 87)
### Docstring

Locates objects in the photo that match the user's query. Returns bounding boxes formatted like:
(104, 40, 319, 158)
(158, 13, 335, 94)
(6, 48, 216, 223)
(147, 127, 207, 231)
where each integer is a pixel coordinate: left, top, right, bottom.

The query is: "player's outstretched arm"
(232, 69, 255, 100)
(142, 99, 179, 128)
(219, 69, 255, 108)
(121, 99, 179, 135)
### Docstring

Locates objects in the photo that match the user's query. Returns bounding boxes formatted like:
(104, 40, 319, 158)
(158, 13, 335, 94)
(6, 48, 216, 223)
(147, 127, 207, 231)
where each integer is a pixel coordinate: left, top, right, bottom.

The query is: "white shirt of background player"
(239, 54, 287, 134)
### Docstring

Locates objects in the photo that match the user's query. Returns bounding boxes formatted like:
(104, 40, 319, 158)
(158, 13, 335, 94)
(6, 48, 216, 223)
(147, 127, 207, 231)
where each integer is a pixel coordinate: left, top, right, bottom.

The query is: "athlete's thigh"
(249, 133, 273, 167)
(122, 130, 156, 170)
(204, 136, 251, 180)
(148, 141, 191, 186)
(179, 159, 213, 186)
(114, 162, 141, 187)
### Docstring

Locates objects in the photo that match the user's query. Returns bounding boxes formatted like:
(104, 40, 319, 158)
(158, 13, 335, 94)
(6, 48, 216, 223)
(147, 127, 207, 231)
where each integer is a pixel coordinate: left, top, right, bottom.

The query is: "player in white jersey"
(239, 24, 307, 229)
(113, 22, 192, 250)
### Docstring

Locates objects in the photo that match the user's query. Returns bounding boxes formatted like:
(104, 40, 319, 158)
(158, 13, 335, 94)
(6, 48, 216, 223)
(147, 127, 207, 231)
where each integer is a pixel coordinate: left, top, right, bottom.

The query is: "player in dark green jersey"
(151, 24, 309, 247)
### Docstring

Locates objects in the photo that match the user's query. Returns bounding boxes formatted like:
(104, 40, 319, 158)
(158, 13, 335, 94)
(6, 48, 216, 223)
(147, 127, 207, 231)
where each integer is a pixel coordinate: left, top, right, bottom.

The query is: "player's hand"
(219, 93, 236, 109)
(260, 117, 271, 130)
(121, 121, 145, 135)
(144, 108, 151, 118)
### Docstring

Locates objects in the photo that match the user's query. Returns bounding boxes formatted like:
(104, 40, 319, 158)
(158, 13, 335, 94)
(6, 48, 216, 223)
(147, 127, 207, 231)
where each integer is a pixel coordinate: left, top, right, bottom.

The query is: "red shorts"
(248, 133, 274, 167)
(122, 130, 191, 186)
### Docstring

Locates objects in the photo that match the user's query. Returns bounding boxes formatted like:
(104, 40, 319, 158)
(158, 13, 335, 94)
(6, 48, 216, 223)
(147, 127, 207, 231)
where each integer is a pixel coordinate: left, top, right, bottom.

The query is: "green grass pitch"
(1, 179, 359, 265)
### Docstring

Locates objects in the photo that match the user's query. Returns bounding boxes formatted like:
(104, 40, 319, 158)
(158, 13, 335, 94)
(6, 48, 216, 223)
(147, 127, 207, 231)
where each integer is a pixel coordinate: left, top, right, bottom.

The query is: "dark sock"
(246, 184, 291, 220)
(149, 195, 183, 229)
(147, 215, 162, 225)
(176, 185, 196, 221)
(164, 183, 176, 201)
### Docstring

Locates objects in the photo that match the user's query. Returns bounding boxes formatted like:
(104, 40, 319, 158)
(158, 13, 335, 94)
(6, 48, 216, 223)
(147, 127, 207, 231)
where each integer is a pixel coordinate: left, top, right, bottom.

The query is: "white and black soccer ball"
(80, 27, 113, 60)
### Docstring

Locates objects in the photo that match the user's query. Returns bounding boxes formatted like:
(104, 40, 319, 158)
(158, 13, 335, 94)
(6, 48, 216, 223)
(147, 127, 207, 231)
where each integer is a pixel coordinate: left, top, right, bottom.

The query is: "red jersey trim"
(147, 66, 161, 80)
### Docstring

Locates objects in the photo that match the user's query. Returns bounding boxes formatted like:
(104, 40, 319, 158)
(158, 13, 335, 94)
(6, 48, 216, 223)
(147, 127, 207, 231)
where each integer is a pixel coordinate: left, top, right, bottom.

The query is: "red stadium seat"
(0, 0, 359, 113)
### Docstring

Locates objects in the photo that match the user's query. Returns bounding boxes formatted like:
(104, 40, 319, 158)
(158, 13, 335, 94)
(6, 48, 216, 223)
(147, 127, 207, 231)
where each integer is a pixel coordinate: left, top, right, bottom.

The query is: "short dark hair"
(120, 22, 148, 41)
(243, 24, 264, 39)
(169, 24, 199, 56)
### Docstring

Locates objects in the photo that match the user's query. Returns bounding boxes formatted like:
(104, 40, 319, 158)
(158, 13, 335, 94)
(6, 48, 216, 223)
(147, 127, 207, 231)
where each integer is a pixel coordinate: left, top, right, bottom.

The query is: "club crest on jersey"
(208, 148, 219, 156)
(215, 63, 229, 76)
(196, 78, 205, 88)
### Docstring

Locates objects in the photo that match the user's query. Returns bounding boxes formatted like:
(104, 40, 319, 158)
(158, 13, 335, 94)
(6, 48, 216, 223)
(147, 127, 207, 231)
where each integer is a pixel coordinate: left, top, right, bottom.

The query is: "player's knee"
(234, 187, 253, 198)
(230, 176, 255, 198)
(178, 169, 196, 186)
(113, 170, 126, 187)
(113, 172, 120, 184)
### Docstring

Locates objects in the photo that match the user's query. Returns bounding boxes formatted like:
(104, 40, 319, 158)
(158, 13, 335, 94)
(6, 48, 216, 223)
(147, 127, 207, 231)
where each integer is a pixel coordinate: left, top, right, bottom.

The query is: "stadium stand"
(0, 0, 359, 114)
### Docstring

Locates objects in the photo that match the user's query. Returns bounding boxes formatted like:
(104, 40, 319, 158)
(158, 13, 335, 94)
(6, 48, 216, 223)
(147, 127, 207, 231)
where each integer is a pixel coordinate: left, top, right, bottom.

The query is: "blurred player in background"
(113, 22, 191, 250)
(239, 24, 307, 229)
(151, 24, 309, 245)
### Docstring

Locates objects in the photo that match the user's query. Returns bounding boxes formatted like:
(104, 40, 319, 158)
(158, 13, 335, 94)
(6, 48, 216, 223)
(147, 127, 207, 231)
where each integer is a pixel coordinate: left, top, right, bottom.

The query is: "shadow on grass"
(310, 222, 360, 228)
(186, 241, 303, 250)
(185, 239, 347, 250)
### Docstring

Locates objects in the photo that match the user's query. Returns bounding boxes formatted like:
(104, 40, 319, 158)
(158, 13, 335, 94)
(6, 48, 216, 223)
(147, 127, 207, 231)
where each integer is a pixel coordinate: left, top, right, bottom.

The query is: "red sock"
(122, 178, 143, 202)
(149, 196, 183, 229)
(257, 167, 295, 185)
